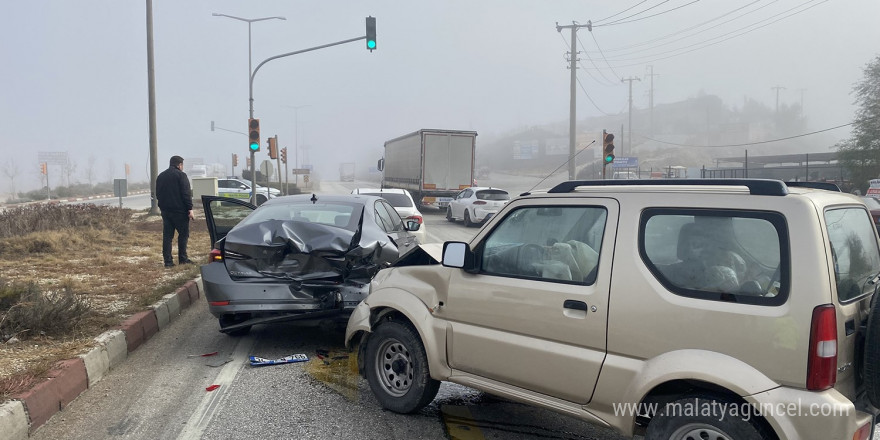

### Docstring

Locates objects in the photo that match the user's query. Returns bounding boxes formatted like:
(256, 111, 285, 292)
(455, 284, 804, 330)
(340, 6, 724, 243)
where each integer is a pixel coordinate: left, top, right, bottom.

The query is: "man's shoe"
(179, 258, 196, 265)
(164, 262, 175, 268)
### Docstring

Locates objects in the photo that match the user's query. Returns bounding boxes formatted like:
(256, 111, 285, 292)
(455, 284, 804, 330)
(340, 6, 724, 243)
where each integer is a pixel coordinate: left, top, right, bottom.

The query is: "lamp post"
(282, 105, 311, 189)
(212, 12, 286, 204)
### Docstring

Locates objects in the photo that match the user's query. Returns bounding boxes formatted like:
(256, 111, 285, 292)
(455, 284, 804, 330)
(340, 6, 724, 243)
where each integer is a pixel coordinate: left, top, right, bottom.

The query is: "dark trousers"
(162, 211, 190, 263)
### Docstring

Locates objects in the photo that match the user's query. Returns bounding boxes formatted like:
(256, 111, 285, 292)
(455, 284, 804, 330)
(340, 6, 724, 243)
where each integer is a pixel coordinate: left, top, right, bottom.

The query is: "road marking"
(176, 335, 256, 440)
(441, 405, 486, 440)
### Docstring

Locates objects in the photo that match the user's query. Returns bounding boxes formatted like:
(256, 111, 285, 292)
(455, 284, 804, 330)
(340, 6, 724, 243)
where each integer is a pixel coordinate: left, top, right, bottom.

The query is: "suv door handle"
(563, 300, 587, 311)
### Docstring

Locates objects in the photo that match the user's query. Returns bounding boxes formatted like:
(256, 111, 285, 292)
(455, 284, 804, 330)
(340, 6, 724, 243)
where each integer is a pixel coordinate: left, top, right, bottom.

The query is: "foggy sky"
(1, 0, 878, 194)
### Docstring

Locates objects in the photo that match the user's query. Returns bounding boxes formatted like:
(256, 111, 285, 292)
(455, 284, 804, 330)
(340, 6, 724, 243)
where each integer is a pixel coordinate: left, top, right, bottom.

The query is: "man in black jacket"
(156, 155, 195, 267)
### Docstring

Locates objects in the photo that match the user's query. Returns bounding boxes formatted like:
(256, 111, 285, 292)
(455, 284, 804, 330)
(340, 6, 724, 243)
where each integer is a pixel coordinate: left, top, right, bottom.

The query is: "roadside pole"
(274, 135, 282, 194)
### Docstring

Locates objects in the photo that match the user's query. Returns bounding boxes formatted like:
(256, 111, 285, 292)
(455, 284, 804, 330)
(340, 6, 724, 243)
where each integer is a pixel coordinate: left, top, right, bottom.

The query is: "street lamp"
(282, 104, 311, 189)
(212, 12, 286, 204)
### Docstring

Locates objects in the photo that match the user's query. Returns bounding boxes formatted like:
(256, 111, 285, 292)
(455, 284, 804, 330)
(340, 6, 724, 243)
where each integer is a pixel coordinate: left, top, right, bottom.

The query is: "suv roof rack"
(784, 181, 841, 192)
(547, 179, 789, 196)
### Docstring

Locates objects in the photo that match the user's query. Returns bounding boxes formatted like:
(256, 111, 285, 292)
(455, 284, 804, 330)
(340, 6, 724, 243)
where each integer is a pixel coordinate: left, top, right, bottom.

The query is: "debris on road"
(188, 351, 219, 358)
(205, 384, 220, 392)
(249, 354, 309, 367)
(206, 357, 233, 368)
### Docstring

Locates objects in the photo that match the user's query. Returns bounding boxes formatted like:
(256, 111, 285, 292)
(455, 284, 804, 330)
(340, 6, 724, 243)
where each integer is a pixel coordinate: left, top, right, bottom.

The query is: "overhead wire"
(589, 31, 623, 81)
(558, 32, 612, 86)
(595, 0, 704, 27)
(576, 76, 615, 116)
(634, 122, 853, 148)
(599, 0, 673, 26)
(588, 0, 770, 54)
(593, 0, 651, 24)
(575, 33, 619, 85)
(581, 0, 829, 68)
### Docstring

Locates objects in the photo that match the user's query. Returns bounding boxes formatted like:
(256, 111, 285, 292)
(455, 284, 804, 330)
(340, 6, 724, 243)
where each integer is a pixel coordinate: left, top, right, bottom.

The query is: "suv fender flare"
(344, 287, 452, 380)
(591, 350, 780, 435)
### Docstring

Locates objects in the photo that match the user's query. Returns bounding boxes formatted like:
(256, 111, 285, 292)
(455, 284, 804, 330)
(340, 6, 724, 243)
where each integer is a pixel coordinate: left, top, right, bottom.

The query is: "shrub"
(0, 282, 91, 340)
(0, 204, 132, 239)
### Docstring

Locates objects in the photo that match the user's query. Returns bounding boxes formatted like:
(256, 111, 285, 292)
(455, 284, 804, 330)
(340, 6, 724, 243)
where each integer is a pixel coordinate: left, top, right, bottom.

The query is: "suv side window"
(825, 207, 880, 302)
(479, 206, 607, 284)
(640, 209, 789, 305)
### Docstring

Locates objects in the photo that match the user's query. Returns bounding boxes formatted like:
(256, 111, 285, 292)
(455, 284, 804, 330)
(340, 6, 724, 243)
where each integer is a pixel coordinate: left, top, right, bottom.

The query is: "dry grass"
(0, 205, 210, 400)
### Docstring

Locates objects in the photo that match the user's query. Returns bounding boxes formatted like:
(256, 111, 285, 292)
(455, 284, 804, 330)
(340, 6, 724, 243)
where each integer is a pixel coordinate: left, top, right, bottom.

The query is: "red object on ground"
(205, 384, 220, 392)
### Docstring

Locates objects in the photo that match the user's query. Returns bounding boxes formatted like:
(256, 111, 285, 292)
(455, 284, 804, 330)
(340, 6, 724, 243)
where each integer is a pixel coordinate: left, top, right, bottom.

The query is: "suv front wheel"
(365, 320, 439, 414)
(645, 394, 772, 440)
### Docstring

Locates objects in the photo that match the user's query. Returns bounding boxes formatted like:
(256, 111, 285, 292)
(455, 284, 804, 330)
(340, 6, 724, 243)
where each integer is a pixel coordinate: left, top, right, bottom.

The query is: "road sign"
(303, 175, 310, 183)
(291, 168, 310, 174)
(260, 160, 274, 178)
(611, 157, 639, 168)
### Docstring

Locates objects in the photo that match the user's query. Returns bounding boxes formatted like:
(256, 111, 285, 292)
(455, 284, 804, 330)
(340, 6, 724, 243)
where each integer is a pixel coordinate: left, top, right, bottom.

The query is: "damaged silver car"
(200, 193, 429, 336)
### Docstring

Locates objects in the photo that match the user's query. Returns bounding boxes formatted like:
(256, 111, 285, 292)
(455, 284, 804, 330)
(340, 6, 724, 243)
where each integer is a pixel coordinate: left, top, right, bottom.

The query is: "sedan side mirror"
(442, 241, 477, 272)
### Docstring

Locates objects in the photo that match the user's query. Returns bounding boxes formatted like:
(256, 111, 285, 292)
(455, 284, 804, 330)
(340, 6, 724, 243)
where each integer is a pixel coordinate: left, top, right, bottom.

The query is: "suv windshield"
(825, 207, 880, 302)
(361, 193, 412, 208)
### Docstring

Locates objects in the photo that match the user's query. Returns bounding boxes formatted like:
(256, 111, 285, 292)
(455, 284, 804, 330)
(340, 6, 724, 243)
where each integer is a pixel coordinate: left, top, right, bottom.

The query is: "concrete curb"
(1, 277, 202, 435)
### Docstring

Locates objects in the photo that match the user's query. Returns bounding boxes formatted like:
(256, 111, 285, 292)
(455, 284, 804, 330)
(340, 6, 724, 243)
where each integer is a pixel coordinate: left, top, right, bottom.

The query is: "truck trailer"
(339, 162, 355, 182)
(378, 129, 477, 207)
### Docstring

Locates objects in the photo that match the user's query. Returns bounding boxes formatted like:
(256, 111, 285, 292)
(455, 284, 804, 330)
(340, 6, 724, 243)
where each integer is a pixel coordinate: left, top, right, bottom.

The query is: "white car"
(351, 188, 427, 244)
(446, 187, 510, 227)
(218, 178, 280, 205)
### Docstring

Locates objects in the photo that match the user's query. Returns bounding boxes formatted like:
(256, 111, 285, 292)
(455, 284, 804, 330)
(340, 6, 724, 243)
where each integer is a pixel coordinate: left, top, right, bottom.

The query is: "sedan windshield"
(239, 202, 361, 231)
(476, 190, 510, 201)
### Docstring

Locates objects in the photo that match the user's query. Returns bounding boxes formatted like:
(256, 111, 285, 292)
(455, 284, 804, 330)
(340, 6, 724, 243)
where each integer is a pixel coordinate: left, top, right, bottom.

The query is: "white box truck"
(339, 162, 356, 182)
(378, 129, 477, 207)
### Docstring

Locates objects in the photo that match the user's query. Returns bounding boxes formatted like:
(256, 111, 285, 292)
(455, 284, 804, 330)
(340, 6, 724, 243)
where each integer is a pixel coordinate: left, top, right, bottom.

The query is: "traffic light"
(280, 147, 287, 164)
(268, 137, 278, 159)
(40, 162, 47, 175)
(246, 157, 252, 168)
(248, 118, 260, 152)
(232, 153, 238, 167)
(603, 130, 615, 164)
(365, 16, 376, 51)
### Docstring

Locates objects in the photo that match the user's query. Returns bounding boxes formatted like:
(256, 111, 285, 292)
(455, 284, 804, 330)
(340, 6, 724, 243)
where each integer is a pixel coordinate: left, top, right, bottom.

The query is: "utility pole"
(771, 85, 786, 114)
(796, 88, 807, 117)
(146, 0, 159, 215)
(621, 76, 641, 157)
(274, 135, 282, 192)
(645, 66, 659, 135)
(556, 20, 592, 180)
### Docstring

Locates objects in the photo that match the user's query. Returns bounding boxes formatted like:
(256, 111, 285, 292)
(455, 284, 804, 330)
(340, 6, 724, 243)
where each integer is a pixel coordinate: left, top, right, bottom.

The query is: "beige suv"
(345, 179, 880, 440)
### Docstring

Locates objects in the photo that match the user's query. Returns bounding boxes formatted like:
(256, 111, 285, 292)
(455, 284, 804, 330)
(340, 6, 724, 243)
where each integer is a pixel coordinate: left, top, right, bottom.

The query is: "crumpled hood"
(223, 210, 398, 283)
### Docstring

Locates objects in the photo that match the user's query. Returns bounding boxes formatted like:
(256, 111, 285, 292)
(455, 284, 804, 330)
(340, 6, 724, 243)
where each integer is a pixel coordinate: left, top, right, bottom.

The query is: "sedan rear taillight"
(473, 201, 487, 205)
(406, 215, 423, 224)
(209, 248, 223, 262)
(806, 304, 837, 390)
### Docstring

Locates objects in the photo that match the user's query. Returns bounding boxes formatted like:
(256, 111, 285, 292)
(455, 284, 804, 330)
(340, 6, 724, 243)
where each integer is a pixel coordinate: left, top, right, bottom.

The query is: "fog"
(1, 0, 878, 196)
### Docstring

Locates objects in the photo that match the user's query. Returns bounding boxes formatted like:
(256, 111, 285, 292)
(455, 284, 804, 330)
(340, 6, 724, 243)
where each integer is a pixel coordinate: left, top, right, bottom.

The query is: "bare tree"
(85, 155, 97, 187)
(1, 158, 20, 200)
(63, 156, 77, 187)
(104, 158, 115, 184)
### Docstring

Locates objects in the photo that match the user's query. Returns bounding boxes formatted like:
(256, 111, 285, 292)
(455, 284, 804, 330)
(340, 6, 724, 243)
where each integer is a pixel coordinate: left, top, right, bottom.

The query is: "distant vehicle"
(351, 188, 427, 244)
(446, 187, 510, 227)
(189, 164, 208, 178)
(378, 129, 477, 208)
(612, 171, 638, 180)
(217, 177, 280, 205)
(861, 196, 880, 231)
(339, 162, 356, 182)
(200, 193, 424, 336)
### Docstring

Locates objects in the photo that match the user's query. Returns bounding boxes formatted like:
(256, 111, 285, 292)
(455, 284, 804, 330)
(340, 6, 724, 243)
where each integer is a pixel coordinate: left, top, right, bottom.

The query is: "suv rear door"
(439, 197, 618, 404)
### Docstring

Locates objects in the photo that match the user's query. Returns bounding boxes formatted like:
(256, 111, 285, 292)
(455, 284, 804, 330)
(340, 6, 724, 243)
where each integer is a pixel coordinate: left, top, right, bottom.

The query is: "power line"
(589, 31, 623, 81)
(634, 122, 853, 148)
(581, 0, 829, 68)
(576, 34, 619, 85)
(593, 0, 650, 24)
(587, 0, 770, 55)
(595, 0, 703, 27)
(599, 0, 673, 26)
(559, 32, 617, 87)
(575, 75, 614, 116)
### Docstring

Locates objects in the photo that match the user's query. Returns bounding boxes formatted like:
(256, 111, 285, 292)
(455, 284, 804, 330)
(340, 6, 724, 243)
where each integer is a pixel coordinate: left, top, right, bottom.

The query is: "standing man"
(156, 155, 195, 267)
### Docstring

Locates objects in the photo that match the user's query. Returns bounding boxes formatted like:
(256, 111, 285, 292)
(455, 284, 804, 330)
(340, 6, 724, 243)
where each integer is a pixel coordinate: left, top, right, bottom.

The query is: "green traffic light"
(605, 155, 614, 163)
(367, 40, 376, 49)
(249, 143, 259, 152)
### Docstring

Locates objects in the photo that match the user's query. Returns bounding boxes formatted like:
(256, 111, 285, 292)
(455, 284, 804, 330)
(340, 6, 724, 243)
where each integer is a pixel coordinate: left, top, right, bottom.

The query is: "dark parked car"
(200, 193, 425, 335)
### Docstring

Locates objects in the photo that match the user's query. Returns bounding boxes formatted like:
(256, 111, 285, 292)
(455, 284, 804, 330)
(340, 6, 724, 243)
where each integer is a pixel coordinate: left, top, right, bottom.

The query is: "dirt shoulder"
(0, 207, 210, 400)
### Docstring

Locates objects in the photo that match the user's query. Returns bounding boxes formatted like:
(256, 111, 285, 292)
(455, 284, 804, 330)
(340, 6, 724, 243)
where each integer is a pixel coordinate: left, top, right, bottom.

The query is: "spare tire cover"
(865, 293, 880, 408)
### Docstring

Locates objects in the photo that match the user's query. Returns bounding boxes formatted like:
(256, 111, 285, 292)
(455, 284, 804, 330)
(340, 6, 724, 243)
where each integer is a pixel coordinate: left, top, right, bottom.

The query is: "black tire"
(219, 315, 251, 337)
(446, 207, 454, 222)
(865, 292, 880, 407)
(364, 320, 439, 414)
(646, 394, 772, 440)
(463, 210, 474, 228)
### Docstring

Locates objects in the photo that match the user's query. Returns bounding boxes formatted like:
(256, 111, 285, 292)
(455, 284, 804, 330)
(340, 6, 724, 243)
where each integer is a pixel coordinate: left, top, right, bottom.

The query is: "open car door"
(202, 195, 256, 248)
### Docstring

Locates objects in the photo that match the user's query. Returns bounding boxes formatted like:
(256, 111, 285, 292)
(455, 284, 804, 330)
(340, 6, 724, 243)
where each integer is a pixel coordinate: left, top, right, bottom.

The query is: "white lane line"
(177, 335, 257, 440)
